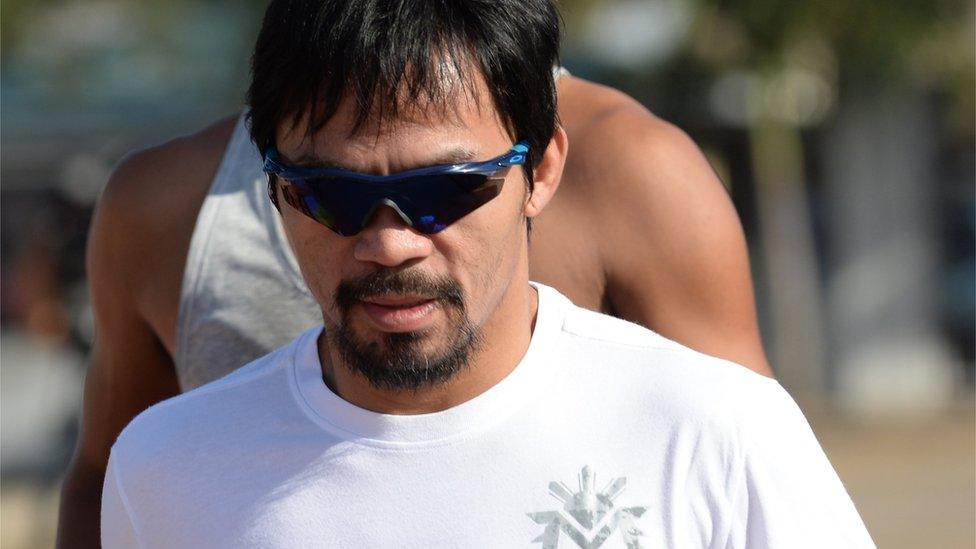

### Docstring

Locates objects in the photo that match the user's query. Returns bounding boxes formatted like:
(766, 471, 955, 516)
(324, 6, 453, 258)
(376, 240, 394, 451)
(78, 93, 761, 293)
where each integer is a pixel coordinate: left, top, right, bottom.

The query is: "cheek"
(437, 178, 527, 315)
(280, 209, 347, 315)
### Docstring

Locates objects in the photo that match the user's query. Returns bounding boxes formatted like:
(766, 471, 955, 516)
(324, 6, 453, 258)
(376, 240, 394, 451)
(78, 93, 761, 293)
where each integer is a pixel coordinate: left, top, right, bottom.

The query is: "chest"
(130, 414, 734, 548)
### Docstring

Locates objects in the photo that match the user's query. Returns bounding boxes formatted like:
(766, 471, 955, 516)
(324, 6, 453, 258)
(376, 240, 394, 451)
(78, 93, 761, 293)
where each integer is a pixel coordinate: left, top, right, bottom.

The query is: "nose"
(353, 204, 435, 267)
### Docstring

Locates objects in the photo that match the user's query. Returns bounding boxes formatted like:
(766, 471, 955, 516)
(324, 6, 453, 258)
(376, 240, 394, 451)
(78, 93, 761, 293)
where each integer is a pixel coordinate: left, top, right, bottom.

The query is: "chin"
(331, 320, 482, 391)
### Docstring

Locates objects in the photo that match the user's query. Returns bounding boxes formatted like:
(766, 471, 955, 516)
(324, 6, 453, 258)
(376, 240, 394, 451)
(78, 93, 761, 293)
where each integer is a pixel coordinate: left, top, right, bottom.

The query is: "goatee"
(329, 268, 482, 391)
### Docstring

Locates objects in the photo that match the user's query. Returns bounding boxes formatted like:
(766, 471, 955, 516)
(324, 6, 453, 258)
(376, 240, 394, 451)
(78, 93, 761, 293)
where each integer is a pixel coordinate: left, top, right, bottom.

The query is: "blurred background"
(1, 0, 973, 547)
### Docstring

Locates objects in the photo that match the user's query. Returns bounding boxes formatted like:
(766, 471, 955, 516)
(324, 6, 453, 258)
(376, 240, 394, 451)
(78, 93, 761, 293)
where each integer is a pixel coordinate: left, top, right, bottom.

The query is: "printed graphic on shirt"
(527, 465, 647, 548)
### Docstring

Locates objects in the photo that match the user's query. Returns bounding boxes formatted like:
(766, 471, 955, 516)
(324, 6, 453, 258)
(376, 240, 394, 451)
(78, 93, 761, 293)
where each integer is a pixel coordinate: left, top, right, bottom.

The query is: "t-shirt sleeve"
(101, 452, 142, 549)
(724, 380, 876, 549)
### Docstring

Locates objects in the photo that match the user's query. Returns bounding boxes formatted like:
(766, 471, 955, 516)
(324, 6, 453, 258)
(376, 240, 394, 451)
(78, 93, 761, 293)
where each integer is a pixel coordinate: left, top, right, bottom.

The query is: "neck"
(317, 280, 538, 415)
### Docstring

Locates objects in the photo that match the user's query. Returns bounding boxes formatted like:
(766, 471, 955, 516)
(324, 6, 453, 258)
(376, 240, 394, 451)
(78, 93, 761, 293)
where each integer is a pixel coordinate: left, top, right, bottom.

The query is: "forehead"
(276, 63, 512, 171)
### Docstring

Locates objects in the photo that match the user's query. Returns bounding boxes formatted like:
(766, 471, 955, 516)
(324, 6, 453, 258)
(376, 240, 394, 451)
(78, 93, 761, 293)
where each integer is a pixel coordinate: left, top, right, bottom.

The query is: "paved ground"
(3, 404, 973, 548)
(808, 403, 975, 548)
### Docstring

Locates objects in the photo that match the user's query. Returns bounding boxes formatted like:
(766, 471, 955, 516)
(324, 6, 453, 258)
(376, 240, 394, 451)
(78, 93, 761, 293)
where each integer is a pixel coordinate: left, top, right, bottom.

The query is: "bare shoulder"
(555, 76, 771, 375)
(556, 77, 734, 238)
(557, 76, 660, 137)
(556, 76, 740, 276)
(558, 76, 717, 199)
(90, 114, 238, 349)
(100, 115, 237, 228)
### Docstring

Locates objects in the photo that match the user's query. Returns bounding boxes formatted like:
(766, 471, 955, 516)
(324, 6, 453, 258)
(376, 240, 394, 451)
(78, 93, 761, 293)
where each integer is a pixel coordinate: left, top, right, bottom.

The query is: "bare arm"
(57, 117, 234, 548)
(562, 80, 772, 376)
(57, 151, 183, 548)
(606, 113, 771, 376)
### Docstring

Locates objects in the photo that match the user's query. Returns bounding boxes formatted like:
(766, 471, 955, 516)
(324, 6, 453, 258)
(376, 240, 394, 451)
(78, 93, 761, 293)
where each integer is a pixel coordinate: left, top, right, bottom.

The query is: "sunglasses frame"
(262, 142, 530, 235)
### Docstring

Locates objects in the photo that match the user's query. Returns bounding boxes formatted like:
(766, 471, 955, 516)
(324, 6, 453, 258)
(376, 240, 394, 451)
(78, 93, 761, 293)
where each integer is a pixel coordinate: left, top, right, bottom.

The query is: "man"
(100, 1, 871, 547)
(59, 5, 774, 549)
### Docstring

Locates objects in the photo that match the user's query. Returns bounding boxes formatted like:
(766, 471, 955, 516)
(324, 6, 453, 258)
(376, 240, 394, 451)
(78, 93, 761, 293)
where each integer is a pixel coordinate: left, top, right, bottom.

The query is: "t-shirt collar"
(291, 282, 565, 446)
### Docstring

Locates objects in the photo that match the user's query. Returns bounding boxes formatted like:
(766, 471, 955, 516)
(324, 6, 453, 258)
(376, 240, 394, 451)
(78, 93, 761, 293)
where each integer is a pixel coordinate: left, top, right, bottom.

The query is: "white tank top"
(177, 68, 571, 390)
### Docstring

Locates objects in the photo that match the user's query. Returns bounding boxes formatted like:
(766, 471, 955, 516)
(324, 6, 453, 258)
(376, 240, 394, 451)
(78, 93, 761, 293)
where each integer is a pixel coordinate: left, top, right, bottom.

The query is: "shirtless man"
(58, 21, 771, 549)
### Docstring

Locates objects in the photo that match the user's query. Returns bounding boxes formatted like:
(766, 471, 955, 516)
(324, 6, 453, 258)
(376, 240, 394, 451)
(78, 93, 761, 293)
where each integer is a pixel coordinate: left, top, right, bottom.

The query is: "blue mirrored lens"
(282, 179, 373, 236)
(396, 175, 504, 234)
(279, 172, 503, 236)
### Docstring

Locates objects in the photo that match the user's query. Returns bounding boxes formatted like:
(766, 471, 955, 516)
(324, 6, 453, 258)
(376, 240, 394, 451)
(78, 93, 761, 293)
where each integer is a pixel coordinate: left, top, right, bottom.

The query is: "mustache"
(334, 269, 465, 311)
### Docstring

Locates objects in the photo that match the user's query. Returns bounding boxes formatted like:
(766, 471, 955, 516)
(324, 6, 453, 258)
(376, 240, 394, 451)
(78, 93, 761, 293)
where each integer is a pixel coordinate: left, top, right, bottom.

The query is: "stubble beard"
(329, 269, 483, 391)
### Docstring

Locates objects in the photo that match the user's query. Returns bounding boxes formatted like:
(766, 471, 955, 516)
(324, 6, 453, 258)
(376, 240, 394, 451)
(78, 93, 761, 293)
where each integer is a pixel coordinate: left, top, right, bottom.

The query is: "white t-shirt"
(102, 284, 873, 548)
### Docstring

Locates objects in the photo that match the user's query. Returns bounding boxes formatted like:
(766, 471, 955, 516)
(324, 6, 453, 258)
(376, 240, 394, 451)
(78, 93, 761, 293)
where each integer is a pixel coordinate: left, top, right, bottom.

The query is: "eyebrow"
(279, 146, 480, 172)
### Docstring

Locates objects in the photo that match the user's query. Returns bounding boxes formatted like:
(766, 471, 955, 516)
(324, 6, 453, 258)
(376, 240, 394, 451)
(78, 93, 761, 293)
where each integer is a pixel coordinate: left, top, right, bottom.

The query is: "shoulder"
(558, 300, 751, 382)
(96, 115, 238, 242)
(556, 299, 779, 418)
(557, 76, 736, 240)
(108, 336, 294, 467)
(88, 115, 239, 330)
(559, 298, 683, 352)
(557, 76, 706, 187)
(103, 113, 238, 192)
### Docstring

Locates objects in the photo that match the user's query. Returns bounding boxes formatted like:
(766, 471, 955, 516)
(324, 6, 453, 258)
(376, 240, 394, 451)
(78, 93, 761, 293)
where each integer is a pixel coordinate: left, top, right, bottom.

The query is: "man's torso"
(108, 287, 760, 548)
(105, 286, 870, 548)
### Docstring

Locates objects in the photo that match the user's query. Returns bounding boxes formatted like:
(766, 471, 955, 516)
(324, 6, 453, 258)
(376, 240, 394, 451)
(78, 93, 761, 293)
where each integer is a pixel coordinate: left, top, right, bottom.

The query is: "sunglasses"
(262, 142, 529, 236)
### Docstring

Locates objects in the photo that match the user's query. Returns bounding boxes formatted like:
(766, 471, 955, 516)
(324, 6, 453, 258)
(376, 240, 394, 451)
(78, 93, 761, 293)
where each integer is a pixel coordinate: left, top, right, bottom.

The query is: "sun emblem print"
(527, 465, 648, 548)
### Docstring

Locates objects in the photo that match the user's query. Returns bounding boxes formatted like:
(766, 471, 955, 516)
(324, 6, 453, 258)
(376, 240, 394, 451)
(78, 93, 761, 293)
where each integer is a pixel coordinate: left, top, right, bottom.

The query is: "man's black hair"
(246, 0, 561, 195)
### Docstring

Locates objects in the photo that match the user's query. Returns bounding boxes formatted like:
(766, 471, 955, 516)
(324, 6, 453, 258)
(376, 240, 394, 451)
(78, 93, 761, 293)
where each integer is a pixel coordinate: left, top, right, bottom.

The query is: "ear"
(524, 125, 568, 219)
